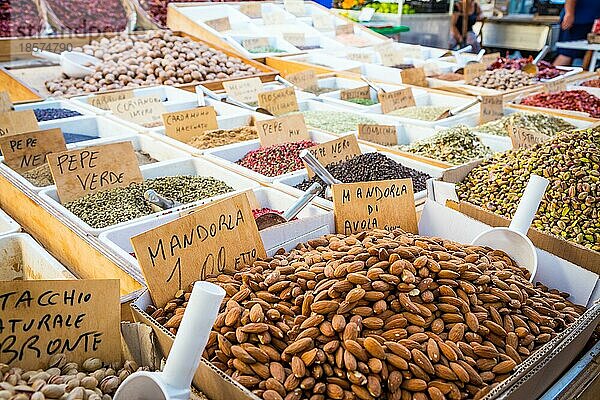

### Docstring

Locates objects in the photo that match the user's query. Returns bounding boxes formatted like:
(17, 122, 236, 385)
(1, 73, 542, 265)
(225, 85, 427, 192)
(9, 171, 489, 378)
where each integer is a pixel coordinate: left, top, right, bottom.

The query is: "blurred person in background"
(554, 0, 600, 66)
(450, 0, 484, 52)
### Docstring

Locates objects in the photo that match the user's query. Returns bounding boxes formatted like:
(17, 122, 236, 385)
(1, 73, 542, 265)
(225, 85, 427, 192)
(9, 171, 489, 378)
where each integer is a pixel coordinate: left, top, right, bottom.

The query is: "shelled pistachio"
(299, 110, 377, 134)
(476, 112, 577, 137)
(388, 105, 450, 121)
(457, 127, 600, 251)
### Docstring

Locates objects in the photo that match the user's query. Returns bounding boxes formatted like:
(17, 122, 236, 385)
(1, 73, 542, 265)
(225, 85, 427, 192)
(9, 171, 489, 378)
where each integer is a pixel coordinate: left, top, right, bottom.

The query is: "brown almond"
(283, 338, 313, 355)
(448, 323, 465, 342)
(311, 300, 339, 314)
(411, 348, 435, 375)
(401, 378, 427, 392)
(364, 337, 386, 359)
(492, 359, 517, 374)
(449, 362, 469, 383)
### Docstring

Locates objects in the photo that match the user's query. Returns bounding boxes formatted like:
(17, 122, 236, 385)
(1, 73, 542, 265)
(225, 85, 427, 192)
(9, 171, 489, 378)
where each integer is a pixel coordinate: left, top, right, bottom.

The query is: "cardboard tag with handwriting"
(378, 88, 416, 114)
(313, 14, 334, 31)
(87, 90, 134, 110)
(0, 128, 66, 173)
(332, 178, 417, 235)
(0, 91, 13, 112)
(263, 11, 285, 25)
(543, 80, 567, 93)
(479, 94, 504, 124)
(358, 124, 397, 146)
(340, 86, 371, 101)
(400, 67, 427, 87)
(0, 110, 39, 137)
(205, 17, 231, 32)
(508, 124, 551, 149)
(481, 52, 501, 67)
(109, 96, 166, 126)
(283, 32, 306, 48)
(305, 135, 361, 178)
(131, 193, 267, 308)
(48, 141, 143, 203)
(162, 106, 218, 143)
(346, 52, 372, 63)
(286, 69, 318, 90)
(0, 279, 120, 370)
(336, 24, 354, 36)
(284, 0, 305, 16)
(239, 3, 262, 18)
(464, 63, 487, 83)
(256, 114, 309, 147)
(258, 87, 299, 116)
(242, 37, 271, 51)
(223, 77, 264, 103)
(376, 44, 403, 67)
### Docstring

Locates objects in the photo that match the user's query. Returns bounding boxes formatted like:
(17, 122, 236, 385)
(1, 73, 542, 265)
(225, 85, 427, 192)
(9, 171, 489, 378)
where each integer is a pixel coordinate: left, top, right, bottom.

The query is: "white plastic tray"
(286, 53, 364, 72)
(39, 115, 141, 145)
(0, 209, 20, 236)
(14, 99, 96, 120)
(0, 233, 75, 280)
(178, 4, 256, 34)
(319, 84, 428, 114)
(39, 157, 260, 236)
(227, 34, 301, 59)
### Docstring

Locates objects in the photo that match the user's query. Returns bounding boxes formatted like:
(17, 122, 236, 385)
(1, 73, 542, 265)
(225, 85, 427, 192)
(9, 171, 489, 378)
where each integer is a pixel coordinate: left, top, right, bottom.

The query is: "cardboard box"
(429, 161, 600, 275)
(132, 200, 599, 400)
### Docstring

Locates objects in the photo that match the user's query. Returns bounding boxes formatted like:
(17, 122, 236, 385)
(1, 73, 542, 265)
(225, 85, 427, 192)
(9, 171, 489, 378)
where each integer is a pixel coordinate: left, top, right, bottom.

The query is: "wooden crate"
(0, 66, 43, 103)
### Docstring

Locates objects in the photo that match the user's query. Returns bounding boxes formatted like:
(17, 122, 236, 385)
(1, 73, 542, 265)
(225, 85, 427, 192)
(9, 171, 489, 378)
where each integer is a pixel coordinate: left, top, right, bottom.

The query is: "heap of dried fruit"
(148, 229, 584, 400)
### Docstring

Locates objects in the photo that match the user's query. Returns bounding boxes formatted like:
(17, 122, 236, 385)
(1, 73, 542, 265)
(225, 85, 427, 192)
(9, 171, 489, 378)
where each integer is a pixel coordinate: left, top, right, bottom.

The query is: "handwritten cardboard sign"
(284, 0, 305, 16)
(543, 80, 567, 93)
(0, 128, 66, 173)
(400, 67, 427, 87)
(402, 45, 423, 60)
(239, 3, 262, 18)
(263, 11, 285, 25)
(0, 110, 39, 137)
(242, 37, 271, 51)
(378, 88, 416, 114)
(332, 178, 417, 235)
(256, 113, 309, 147)
(305, 135, 361, 178)
(376, 44, 403, 67)
(0, 91, 13, 112)
(346, 52, 372, 63)
(131, 193, 267, 308)
(508, 124, 551, 149)
(0, 279, 120, 370)
(285, 69, 318, 90)
(479, 94, 504, 124)
(283, 32, 306, 48)
(258, 87, 299, 116)
(205, 17, 231, 32)
(47, 141, 143, 203)
(336, 24, 354, 36)
(464, 63, 487, 83)
(313, 14, 334, 31)
(87, 90, 134, 110)
(109, 96, 166, 126)
(358, 124, 397, 146)
(340, 86, 371, 101)
(481, 52, 501, 67)
(162, 106, 218, 143)
(223, 77, 264, 103)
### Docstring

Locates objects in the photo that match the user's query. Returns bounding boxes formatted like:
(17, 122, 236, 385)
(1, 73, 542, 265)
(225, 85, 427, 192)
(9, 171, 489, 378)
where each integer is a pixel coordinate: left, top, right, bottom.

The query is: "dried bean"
(520, 90, 600, 118)
(581, 79, 600, 88)
(236, 140, 317, 177)
(45, 0, 128, 33)
(139, 0, 202, 27)
(0, 0, 43, 37)
(33, 108, 82, 121)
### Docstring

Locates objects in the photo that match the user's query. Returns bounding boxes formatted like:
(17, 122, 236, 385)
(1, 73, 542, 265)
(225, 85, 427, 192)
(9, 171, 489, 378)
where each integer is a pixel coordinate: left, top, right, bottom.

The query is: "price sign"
(378, 88, 416, 114)
(377, 44, 404, 67)
(543, 80, 567, 93)
(464, 63, 487, 83)
(481, 52, 501, 67)
(162, 106, 218, 143)
(400, 67, 427, 87)
(479, 94, 504, 124)
(0, 128, 66, 173)
(346, 52, 372, 63)
(340, 86, 371, 101)
(284, 0, 305, 16)
(313, 14, 334, 31)
(47, 141, 143, 203)
(0, 279, 120, 370)
(305, 135, 361, 178)
(0, 91, 13, 112)
(285, 69, 318, 91)
(332, 179, 417, 235)
(258, 87, 299, 116)
(131, 193, 267, 308)
(223, 77, 264, 103)
(508, 124, 551, 149)
(358, 124, 397, 146)
(242, 37, 271, 51)
(256, 114, 309, 147)
(283, 32, 306, 48)
(87, 90, 134, 110)
(109, 96, 166, 126)
(336, 24, 354, 36)
(263, 11, 285, 25)
(239, 3, 262, 18)
(205, 17, 231, 32)
(0, 110, 39, 137)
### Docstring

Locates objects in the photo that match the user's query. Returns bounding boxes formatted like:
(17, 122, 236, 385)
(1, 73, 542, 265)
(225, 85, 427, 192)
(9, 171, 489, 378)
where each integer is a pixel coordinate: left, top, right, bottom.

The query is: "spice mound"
(488, 56, 565, 80)
(65, 176, 234, 228)
(457, 127, 600, 251)
(346, 98, 377, 106)
(397, 126, 493, 165)
(149, 229, 584, 400)
(469, 69, 535, 90)
(476, 112, 577, 137)
(187, 126, 258, 149)
(300, 111, 377, 134)
(296, 152, 431, 196)
(247, 46, 286, 54)
(520, 90, 600, 118)
(388, 105, 450, 121)
(581, 79, 600, 88)
(304, 87, 337, 96)
(34, 108, 82, 121)
(236, 140, 317, 177)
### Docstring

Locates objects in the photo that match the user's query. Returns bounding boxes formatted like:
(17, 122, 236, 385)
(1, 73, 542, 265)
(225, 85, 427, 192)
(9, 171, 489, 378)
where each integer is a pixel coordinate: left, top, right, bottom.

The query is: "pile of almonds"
(148, 229, 584, 400)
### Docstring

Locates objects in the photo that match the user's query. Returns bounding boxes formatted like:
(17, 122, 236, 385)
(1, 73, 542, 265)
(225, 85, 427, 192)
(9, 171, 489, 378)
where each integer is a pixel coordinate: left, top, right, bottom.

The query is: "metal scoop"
(198, 84, 273, 116)
(471, 174, 549, 281)
(299, 149, 341, 200)
(32, 48, 101, 78)
(435, 96, 481, 120)
(255, 182, 323, 230)
(522, 45, 550, 75)
(114, 281, 225, 400)
(360, 75, 386, 93)
(276, 75, 304, 92)
(144, 190, 182, 212)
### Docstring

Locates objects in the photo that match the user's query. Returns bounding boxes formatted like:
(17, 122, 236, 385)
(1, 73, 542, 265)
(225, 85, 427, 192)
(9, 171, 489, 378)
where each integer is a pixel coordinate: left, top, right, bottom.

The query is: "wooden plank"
(265, 56, 334, 76)
(0, 67, 42, 102)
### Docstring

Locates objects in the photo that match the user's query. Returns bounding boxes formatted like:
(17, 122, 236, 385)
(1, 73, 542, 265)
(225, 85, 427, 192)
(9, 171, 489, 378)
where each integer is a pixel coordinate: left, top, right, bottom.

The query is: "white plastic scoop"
(471, 174, 549, 281)
(32, 48, 101, 78)
(114, 281, 225, 400)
